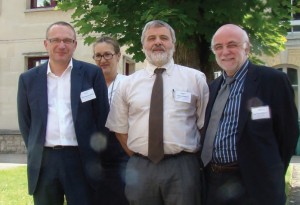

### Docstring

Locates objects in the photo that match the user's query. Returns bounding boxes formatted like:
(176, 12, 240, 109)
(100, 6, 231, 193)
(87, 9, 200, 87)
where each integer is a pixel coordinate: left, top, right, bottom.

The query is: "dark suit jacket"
(17, 59, 109, 194)
(202, 62, 299, 204)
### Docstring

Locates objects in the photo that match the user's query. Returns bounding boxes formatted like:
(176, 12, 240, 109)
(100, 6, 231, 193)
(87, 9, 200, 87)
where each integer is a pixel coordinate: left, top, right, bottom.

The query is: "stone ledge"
(0, 130, 26, 154)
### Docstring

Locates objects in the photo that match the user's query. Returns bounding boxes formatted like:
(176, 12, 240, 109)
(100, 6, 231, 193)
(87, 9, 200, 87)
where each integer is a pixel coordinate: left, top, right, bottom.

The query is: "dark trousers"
(94, 131, 129, 205)
(33, 147, 93, 205)
(94, 162, 129, 205)
(205, 166, 254, 205)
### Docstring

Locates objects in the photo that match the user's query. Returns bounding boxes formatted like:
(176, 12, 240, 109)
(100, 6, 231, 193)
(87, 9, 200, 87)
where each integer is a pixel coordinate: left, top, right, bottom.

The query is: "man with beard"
(106, 20, 209, 205)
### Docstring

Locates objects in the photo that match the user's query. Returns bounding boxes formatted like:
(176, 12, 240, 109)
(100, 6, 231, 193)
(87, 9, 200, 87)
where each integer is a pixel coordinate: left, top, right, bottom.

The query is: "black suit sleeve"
(17, 74, 30, 148)
(273, 72, 299, 170)
(93, 68, 109, 134)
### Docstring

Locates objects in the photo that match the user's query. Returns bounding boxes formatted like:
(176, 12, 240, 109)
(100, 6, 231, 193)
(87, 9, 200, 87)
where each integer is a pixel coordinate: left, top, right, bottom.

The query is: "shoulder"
(73, 59, 99, 72)
(174, 64, 207, 81)
(249, 63, 287, 80)
(117, 74, 127, 80)
(20, 62, 47, 79)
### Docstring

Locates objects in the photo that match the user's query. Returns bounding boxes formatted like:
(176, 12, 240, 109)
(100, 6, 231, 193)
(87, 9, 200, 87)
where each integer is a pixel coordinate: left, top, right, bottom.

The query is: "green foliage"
(57, 0, 296, 76)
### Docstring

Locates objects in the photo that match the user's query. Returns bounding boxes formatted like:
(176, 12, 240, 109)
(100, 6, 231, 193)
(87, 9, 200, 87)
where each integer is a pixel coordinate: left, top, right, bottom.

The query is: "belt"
(44, 146, 78, 150)
(208, 162, 239, 173)
(134, 151, 193, 160)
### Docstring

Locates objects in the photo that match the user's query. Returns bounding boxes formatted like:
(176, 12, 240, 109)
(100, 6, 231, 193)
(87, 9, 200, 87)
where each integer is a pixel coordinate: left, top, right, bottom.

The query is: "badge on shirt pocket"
(172, 89, 192, 103)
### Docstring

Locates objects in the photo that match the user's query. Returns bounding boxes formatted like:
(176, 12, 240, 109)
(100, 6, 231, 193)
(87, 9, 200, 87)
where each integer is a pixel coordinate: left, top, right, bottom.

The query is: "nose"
(154, 38, 162, 45)
(58, 41, 66, 48)
(222, 46, 231, 54)
(99, 57, 107, 62)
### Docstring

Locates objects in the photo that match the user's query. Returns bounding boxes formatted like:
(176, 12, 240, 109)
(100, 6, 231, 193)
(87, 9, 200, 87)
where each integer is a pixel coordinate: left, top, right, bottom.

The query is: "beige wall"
(0, 0, 142, 130)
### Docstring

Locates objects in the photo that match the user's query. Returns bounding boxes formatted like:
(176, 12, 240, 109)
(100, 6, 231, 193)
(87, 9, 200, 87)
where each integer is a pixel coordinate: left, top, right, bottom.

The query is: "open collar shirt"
(213, 60, 249, 163)
(106, 59, 209, 155)
(45, 59, 78, 147)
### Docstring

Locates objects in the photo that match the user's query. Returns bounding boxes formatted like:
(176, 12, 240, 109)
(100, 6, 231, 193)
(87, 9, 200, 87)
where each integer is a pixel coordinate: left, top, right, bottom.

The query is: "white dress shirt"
(45, 59, 78, 147)
(105, 59, 209, 155)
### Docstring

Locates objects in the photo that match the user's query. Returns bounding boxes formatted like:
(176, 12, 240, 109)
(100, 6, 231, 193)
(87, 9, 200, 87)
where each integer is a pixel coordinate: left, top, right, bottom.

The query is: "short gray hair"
(141, 20, 176, 45)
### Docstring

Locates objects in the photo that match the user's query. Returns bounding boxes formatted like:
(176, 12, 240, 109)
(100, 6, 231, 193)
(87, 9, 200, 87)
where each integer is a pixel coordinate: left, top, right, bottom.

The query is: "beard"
(144, 46, 174, 67)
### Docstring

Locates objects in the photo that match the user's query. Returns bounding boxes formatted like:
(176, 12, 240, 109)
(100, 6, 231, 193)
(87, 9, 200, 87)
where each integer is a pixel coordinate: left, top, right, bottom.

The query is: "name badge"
(80, 88, 96, 103)
(173, 90, 191, 103)
(251, 106, 271, 120)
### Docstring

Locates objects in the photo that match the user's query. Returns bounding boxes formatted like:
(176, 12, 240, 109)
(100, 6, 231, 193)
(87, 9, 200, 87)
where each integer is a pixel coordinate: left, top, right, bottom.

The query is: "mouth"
(152, 46, 165, 52)
(100, 64, 109, 68)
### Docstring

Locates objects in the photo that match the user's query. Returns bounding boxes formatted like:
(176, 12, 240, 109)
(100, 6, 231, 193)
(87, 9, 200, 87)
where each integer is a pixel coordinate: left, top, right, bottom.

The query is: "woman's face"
(93, 42, 120, 77)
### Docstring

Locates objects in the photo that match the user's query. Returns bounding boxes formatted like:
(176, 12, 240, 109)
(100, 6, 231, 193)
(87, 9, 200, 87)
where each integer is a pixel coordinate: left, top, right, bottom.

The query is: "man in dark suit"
(17, 21, 109, 205)
(201, 24, 299, 205)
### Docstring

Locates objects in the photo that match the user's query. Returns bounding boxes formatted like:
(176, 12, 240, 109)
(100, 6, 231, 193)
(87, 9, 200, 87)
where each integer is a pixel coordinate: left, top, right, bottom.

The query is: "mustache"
(152, 45, 165, 51)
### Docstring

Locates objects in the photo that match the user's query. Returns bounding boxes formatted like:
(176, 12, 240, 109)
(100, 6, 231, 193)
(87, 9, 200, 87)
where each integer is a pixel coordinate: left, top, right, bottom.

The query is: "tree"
(57, 0, 296, 80)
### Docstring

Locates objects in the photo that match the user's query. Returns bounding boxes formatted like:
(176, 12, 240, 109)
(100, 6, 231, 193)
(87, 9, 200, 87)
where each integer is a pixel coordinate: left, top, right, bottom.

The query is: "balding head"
(211, 24, 250, 77)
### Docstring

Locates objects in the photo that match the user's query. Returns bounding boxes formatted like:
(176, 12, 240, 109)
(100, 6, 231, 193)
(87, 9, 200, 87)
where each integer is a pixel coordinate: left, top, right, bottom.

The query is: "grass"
(0, 166, 33, 205)
(285, 164, 293, 198)
(0, 164, 295, 205)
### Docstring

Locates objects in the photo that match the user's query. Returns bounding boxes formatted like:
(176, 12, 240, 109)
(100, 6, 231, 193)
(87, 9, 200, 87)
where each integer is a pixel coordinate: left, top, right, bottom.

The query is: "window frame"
(30, 0, 58, 9)
(27, 56, 49, 70)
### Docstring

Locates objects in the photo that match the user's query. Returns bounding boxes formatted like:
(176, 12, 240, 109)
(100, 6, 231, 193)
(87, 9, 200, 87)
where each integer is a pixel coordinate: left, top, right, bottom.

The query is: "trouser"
(125, 152, 202, 205)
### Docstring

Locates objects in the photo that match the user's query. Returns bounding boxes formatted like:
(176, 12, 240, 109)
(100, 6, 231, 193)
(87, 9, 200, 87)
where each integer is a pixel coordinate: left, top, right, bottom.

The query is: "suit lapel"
(237, 63, 260, 140)
(71, 60, 84, 123)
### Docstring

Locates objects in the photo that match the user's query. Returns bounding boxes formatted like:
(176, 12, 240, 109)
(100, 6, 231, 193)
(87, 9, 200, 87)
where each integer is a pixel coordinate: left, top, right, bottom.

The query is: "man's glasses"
(47, 38, 75, 45)
(93, 53, 115, 61)
(211, 42, 246, 53)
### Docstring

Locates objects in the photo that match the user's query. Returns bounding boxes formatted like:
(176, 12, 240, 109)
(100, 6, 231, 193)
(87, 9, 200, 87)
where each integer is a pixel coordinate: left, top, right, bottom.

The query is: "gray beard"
(145, 49, 174, 67)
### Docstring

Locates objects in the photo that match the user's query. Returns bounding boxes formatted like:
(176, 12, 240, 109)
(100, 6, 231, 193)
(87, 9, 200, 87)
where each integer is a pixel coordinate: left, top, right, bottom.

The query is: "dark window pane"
(287, 68, 298, 85)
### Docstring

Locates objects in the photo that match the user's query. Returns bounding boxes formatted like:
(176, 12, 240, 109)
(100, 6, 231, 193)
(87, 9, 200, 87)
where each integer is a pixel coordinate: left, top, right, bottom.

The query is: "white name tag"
(80, 88, 96, 103)
(173, 90, 191, 103)
(251, 106, 271, 120)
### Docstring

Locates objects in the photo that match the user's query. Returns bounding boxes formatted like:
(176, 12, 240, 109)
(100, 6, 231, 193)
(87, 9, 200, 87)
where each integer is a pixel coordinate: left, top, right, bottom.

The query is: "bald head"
(211, 24, 250, 77)
(211, 24, 249, 48)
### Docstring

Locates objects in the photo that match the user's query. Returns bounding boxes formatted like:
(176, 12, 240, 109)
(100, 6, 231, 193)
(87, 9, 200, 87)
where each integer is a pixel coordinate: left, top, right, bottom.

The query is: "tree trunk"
(173, 35, 219, 82)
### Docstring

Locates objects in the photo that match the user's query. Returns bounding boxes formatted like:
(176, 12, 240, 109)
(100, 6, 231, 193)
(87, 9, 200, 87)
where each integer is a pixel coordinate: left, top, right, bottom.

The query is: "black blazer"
(17, 59, 109, 194)
(202, 62, 299, 204)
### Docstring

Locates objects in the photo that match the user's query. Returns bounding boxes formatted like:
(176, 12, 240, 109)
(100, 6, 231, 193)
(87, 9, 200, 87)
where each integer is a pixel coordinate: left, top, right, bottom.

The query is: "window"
(276, 66, 299, 112)
(292, 0, 300, 20)
(28, 57, 48, 69)
(291, 0, 300, 32)
(31, 0, 59, 9)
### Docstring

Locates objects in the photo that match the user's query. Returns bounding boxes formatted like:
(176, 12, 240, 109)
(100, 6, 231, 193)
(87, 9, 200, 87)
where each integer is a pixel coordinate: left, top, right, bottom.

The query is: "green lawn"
(0, 166, 33, 205)
(0, 164, 294, 205)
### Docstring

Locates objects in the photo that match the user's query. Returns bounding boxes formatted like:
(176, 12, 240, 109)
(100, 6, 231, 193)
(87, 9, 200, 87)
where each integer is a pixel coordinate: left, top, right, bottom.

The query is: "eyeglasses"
(93, 53, 115, 61)
(211, 42, 245, 53)
(47, 38, 75, 45)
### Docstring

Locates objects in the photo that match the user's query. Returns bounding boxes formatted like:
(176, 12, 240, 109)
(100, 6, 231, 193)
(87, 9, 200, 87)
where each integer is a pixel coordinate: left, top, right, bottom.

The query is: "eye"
(227, 43, 239, 49)
(50, 38, 60, 43)
(104, 53, 112, 58)
(63, 38, 74, 44)
(160, 36, 169, 41)
(147, 36, 156, 41)
(213, 45, 223, 51)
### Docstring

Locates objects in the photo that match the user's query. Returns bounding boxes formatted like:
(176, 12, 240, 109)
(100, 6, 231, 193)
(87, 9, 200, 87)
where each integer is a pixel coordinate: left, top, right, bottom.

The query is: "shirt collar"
(47, 59, 73, 76)
(145, 58, 174, 77)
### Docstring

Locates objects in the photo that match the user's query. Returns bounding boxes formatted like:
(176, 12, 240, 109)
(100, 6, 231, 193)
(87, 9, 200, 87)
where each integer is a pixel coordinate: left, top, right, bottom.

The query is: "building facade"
(0, 0, 140, 130)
